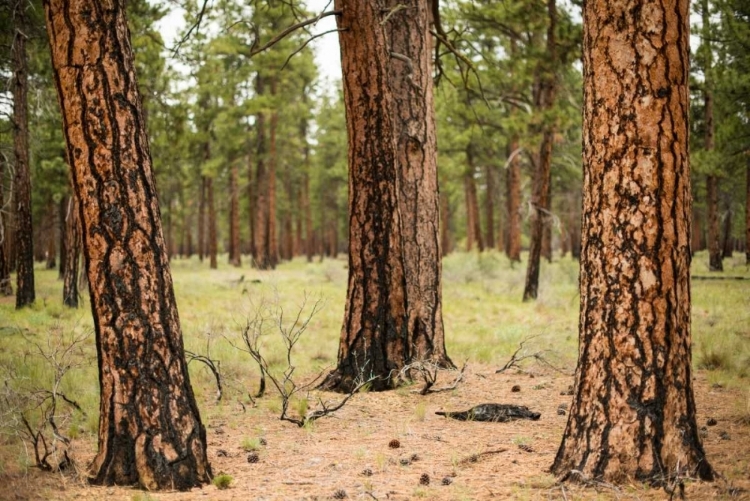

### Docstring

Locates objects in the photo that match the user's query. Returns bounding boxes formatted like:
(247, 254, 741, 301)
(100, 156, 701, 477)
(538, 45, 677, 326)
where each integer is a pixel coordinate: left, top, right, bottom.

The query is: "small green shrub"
(213, 473, 233, 490)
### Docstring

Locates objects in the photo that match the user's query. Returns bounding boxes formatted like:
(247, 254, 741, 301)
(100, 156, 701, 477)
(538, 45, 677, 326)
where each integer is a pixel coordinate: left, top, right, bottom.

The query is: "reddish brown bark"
(484, 163, 495, 249)
(551, 0, 712, 482)
(386, 0, 451, 367)
(319, 0, 408, 393)
(44, 0, 211, 489)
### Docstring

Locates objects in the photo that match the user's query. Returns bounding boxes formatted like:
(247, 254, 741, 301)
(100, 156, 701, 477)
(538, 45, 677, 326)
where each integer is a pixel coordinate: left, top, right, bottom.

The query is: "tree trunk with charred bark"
(62, 196, 80, 308)
(12, 5, 34, 309)
(385, 0, 451, 367)
(44, 0, 211, 489)
(551, 0, 713, 483)
(319, 0, 409, 393)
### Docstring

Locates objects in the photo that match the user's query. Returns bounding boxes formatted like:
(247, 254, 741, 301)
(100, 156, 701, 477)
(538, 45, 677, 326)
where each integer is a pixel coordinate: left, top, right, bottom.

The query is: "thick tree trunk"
(44, 0, 211, 489)
(0, 157, 12, 296)
(703, 0, 722, 271)
(229, 163, 241, 267)
(12, 5, 34, 309)
(386, 0, 451, 367)
(551, 0, 713, 483)
(506, 138, 522, 262)
(62, 196, 80, 308)
(207, 177, 217, 269)
(319, 0, 408, 393)
(523, 0, 557, 301)
(198, 175, 206, 262)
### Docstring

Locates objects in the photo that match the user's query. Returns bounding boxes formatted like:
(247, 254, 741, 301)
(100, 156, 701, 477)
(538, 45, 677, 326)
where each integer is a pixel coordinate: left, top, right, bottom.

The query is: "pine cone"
(419, 473, 430, 485)
(441, 477, 453, 486)
(388, 439, 401, 449)
(517, 444, 534, 453)
(332, 489, 348, 499)
(361, 468, 373, 477)
(247, 452, 260, 463)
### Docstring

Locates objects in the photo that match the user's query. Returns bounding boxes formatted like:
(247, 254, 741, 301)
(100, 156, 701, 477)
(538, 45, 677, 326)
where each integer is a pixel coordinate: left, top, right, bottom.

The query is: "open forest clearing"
(1, 252, 748, 500)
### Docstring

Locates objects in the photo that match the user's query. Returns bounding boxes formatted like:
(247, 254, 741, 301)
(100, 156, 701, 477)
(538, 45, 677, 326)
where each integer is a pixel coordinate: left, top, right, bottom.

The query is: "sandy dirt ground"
(1, 364, 748, 501)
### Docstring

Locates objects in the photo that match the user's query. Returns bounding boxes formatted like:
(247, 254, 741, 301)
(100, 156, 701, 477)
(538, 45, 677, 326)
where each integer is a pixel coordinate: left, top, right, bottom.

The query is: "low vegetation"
(0, 250, 748, 498)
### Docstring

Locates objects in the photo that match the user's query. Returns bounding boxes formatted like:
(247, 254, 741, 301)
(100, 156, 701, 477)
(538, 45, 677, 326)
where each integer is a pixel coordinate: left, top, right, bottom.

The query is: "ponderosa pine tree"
(319, 0, 408, 392)
(43, 0, 211, 489)
(551, 0, 713, 482)
(385, 0, 451, 367)
(12, 1, 35, 309)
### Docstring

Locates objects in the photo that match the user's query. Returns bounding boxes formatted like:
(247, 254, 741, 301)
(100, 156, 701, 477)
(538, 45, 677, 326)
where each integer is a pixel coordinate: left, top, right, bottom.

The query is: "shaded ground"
(2, 364, 748, 501)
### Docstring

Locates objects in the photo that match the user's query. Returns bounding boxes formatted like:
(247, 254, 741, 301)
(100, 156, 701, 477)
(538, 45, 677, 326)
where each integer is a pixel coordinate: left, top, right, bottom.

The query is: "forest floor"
(1, 252, 749, 500)
(1, 365, 749, 501)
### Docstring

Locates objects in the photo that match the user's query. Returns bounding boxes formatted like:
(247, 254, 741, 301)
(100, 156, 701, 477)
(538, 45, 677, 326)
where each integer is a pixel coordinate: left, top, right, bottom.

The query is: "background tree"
(11, 0, 35, 309)
(551, 0, 713, 482)
(43, 0, 212, 489)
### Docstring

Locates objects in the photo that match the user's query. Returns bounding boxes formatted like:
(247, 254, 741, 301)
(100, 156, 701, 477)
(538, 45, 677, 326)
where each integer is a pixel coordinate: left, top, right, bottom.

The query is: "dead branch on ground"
(228, 293, 373, 427)
(496, 336, 572, 376)
(401, 359, 468, 395)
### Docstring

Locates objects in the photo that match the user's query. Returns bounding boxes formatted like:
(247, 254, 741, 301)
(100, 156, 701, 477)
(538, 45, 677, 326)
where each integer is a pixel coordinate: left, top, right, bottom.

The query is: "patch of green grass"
(212, 473, 233, 490)
(240, 436, 262, 452)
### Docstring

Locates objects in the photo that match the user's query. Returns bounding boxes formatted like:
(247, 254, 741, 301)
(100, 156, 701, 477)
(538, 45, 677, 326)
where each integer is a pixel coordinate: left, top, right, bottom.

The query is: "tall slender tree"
(523, 0, 558, 301)
(551, 0, 713, 482)
(701, 0, 723, 271)
(43, 0, 211, 489)
(12, 1, 35, 309)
